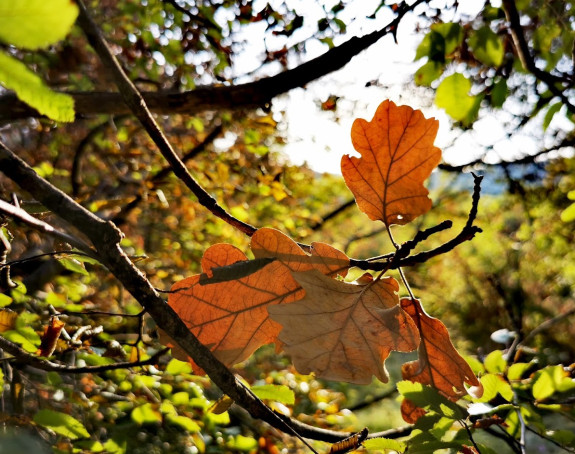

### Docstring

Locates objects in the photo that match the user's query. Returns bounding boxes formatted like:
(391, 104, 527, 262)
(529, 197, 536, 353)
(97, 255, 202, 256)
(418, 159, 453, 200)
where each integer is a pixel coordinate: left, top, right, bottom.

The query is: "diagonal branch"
(0, 0, 429, 122)
(76, 0, 257, 237)
(0, 107, 365, 447)
(0, 196, 95, 257)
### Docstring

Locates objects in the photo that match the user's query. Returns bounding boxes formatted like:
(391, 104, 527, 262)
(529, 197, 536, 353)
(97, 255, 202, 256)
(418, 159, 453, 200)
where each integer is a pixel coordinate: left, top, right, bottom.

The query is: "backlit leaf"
(33, 410, 89, 440)
(269, 270, 419, 384)
(400, 298, 480, 421)
(3, 330, 39, 353)
(0, 310, 17, 333)
(0, 52, 75, 122)
(415, 61, 444, 86)
(532, 365, 575, 400)
(0, 0, 78, 50)
(473, 374, 513, 403)
(131, 403, 162, 425)
(435, 73, 481, 124)
(396, 381, 464, 420)
(168, 228, 349, 370)
(208, 395, 234, 414)
(0, 294, 12, 308)
(59, 258, 89, 276)
(363, 437, 406, 452)
(37, 317, 65, 357)
(251, 384, 295, 404)
(468, 26, 504, 66)
(166, 414, 201, 432)
(341, 100, 441, 225)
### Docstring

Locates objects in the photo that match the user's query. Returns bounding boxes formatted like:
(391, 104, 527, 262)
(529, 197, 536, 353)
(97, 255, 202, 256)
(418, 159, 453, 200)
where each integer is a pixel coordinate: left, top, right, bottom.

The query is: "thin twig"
(520, 304, 575, 346)
(0, 199, 96, 258)
(0, 335, 169, 373)
(352, 175, 482, 271)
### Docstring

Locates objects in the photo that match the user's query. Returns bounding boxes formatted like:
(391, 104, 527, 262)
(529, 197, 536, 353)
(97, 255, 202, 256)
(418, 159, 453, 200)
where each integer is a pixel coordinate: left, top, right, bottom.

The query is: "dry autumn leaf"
(341, 100, 442, 226)
(167, 228, 350, 370)
(0, 309, 17, 333)
(37, 317, 65, 357)
(268, 270, 419, 384)
(399, 297, 481, 421)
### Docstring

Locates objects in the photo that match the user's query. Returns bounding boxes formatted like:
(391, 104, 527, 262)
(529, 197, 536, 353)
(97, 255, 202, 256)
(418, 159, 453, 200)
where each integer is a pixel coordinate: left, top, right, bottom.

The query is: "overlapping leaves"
(169, 100, 479, 398)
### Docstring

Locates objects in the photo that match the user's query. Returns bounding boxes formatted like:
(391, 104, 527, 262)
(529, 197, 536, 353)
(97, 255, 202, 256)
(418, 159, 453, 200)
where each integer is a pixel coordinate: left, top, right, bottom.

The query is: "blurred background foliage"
(0, 0, 575, 453)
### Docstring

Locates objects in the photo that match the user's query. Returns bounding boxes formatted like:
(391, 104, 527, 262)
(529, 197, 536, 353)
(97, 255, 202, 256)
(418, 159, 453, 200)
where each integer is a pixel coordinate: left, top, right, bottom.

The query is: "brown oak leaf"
(167, 228, 349, 370)
(400, 297, 481, 421)
(341, 99, 441, 226)
(268, 270, 420, 384)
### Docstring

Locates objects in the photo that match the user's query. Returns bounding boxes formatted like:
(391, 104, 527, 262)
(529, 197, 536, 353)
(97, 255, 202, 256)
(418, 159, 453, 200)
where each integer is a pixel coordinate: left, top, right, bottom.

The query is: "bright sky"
(221, 1, 567, 175)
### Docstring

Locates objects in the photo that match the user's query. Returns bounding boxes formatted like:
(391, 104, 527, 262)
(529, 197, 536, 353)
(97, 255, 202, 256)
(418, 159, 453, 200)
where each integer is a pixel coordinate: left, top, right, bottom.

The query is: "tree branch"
(0, 105, 362, 447)
(0, 336, 170, 373)
(0, 198, 95, 257)
(76, 0, 257, 237)
(0, 0, 428, 123)
(351, 174, 483, 270)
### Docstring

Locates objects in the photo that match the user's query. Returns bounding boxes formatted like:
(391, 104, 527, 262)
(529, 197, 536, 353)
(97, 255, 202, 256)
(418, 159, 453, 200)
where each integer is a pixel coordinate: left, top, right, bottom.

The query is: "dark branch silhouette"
(0, 0, 428, 123)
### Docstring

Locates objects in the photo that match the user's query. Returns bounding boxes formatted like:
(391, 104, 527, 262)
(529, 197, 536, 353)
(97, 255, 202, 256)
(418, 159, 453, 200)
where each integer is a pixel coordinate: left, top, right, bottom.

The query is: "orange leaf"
(0, 309, 17, 333)
(400, 298, 480, 406)
(251, 228, 349, 278)
(168, 228, 350, 371)
(37, 317, 65, 357)
(268, 270, 419, 384)
(341, 100, 441, 225)
(400, 398, 427, 424)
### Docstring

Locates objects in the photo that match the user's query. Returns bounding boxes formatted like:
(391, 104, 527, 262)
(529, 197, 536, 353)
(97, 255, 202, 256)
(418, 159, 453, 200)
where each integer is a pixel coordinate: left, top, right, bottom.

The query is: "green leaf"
(226, 435, 258, 452)
(508, 362, 532, 381)
(251, 384, 295, 405)
(3, 330, 39, 352)
(396, 381, 464, 420)
(103, 434, 128, 454)
(561, 203, 575, 222)
(172, 391, 190, 406)
(131, 403, 162, 425)
(484, 350, 507, 374)
(0, 0, 79, 49)
(533, 365, 575, 400)
(468, 26, 504, 66)
(435, 73, 481, 124)
(415, 61, 444, 86)
(0, 294, 12, 308)
(363, 437, 406, 452)
(490, 77, 508, 108)
(431, 22, 463, 55)
(33, 410, 89, 440)
(543, 102, 562, 131)
(415, 31, 445, 62)
(464, 355, 485, 375)
(165, 358, 193, 375)
(474, 374, 513, 403)
(166, 414, 201, 432)
(59, 258, 89, 276)
(0, 52, 75, 122)
(74, 440, 105, 452)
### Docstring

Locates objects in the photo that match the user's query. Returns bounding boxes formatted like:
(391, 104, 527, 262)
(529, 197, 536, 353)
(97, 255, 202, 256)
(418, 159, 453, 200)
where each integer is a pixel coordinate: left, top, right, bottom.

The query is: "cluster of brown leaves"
(167, 100, 480, 421)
